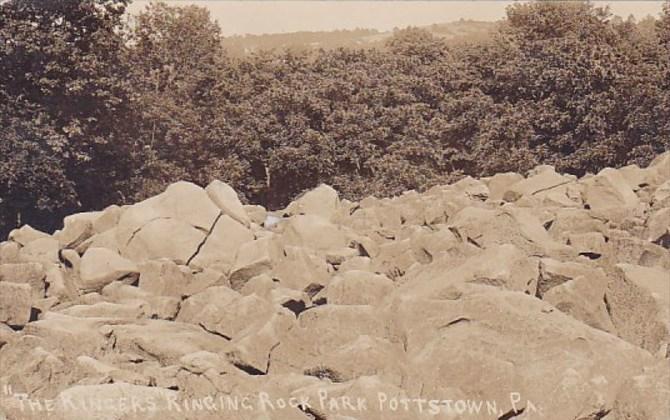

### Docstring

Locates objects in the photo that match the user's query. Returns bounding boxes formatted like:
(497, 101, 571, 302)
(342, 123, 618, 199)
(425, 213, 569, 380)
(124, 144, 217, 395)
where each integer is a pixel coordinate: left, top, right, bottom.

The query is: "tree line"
(1, 0, 669, 236)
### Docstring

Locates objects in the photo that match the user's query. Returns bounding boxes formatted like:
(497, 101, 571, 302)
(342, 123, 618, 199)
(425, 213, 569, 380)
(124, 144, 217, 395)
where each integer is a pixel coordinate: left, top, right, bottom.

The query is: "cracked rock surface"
(1, 153, 669, 419)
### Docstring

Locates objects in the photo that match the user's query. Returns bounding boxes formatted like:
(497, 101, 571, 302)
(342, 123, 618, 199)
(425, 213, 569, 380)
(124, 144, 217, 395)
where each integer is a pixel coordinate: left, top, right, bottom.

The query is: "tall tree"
(0, 0, 133, 233)
(125, 2, 229, 199)
(468, 0, 668, 175)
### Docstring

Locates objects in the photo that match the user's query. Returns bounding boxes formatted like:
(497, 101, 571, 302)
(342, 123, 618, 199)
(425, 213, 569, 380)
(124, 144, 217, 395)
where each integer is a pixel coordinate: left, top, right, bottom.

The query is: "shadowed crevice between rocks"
(281, 299, 307, 316)
(230, 359, 266, 376)
(438, 317, 471, 330)
(198, 322, 231, 341)
(186, 211, 224, 265)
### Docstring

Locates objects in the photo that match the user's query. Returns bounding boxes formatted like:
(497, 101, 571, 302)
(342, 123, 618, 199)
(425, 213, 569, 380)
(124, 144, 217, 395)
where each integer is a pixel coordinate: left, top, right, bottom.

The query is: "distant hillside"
(222, 20, 498, 56)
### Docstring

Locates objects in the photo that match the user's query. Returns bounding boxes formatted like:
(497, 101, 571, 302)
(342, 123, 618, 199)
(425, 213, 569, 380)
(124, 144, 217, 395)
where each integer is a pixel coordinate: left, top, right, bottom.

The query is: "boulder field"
(0, 153, 669, 419)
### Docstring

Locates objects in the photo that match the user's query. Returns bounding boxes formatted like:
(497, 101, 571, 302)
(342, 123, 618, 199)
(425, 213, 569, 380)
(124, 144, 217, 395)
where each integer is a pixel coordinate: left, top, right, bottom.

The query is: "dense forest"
(0, 0, 669, 237)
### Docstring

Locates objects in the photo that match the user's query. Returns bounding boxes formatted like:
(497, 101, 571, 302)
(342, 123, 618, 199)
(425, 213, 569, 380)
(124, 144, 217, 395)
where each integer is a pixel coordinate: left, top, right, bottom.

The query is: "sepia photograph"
(0, 0, 669, 418)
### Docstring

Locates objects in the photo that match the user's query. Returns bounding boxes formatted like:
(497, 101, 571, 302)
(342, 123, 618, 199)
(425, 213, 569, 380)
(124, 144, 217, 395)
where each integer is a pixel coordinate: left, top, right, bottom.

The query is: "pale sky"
(126, 1, 667, 36)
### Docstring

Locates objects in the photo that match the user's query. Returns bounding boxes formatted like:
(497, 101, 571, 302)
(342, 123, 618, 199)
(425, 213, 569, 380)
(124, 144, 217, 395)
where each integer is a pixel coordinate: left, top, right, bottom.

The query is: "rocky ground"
(0, 153, 669, 420)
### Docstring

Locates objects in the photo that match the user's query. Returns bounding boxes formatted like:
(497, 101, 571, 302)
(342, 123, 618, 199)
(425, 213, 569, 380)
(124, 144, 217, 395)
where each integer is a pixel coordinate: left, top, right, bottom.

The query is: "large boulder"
(642, 150, 670, 186)
(0, 241, 20, 263)
(108, 319, 232, 365)
(44, 266, 78, 301)
(447, 206, 572, 258)
(371, 238, 419, 280)
(582, 167, 640, 213)
(0, 262, 46, 299)
(146, 181, 221, 230)
(605, 264, 670, 354)
(503, 165, 574, 202)
(239, 273, 312, 311)
(7, 225, 49, 246)
(78, 247, 139, 292)
(618, 163, 649, 190)
(244, 204, 267, 225)
(271, 245, 331, 292)
(176, 285, 239, 326)
(297, 305, 392, 355)
(486, 172, 524, 201)
(102, 282, 180, 320)
(92, 204, 123, 234)
(0, 282, 32, 327)
(537, 258, 605, 296)
(399, 244, 539, 298)
(178, 289, 274, 340)
(226, 309, 296, 374)
(408, 227, 462, 262)
(19, 237, 59, 265)
(0, 335, 78, 408)
(281, 214, 348, 252)
(566, 231, 607, 257)
(205, 180, 251, 227)
(116, 182, 220, 262)
(391, 287, 655, 420)
(547, 208, 608, 242)
(451, 176, 490, 200)
(189, 214, 254, 271)
(229, 236, 282, 290)
(601, 228, 670, 270)
(645, 207, 670, 247)
(138, 259, 193, 298)
(325, 270, 394, 306)
(651, 180, 670, 209)
(617, 264, 670, 307)
(270, 304, 394, 375)
(393, 192, 433, 226)
(284, 184, 340, 221)
(119, 217, 207, 264)
(53, 212, 97, 249)
(543, 274, 615, 333)
(302, 335, 407, 386)
(611, 359, 670, 420)
(77, 227, 120, 254)
(503, 206, 575, 257)
(20, 312, 113, 356)
(0, 323, 17, 349)
(59, 300, 148, 319)
(615, 263, 670, 355)
(338, 255, 373, 272)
